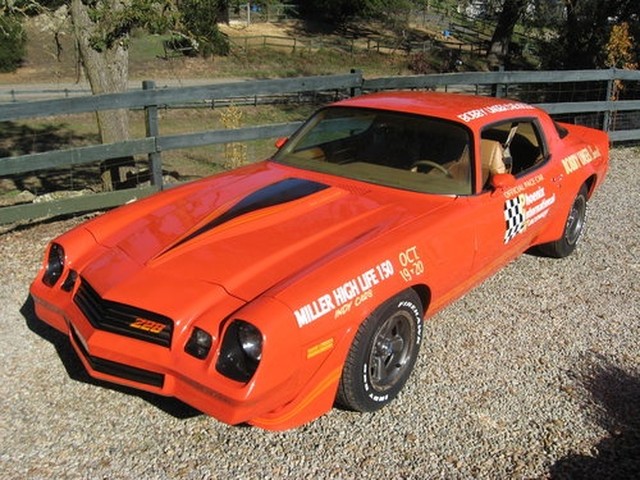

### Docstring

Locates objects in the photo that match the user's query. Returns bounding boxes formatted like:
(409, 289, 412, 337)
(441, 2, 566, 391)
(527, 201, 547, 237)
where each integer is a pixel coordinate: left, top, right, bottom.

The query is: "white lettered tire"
(336, 289, 423, 412)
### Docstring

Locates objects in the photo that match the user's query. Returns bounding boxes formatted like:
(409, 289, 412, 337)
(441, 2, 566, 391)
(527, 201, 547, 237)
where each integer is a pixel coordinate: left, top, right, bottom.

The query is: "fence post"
(350, 69, 363, 97)
(492, 66, 505, 98)
(143, 80, 163, 190)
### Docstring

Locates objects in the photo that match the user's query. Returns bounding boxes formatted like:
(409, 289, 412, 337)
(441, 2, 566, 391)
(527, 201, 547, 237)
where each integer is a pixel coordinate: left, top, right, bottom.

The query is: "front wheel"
(336, 289, 423, 412)
(537, 184, 588, 258)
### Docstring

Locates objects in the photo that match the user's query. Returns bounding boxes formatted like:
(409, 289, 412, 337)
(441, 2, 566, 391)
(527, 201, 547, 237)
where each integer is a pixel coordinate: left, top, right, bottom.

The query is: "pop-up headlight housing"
(216, 320, 263, 382)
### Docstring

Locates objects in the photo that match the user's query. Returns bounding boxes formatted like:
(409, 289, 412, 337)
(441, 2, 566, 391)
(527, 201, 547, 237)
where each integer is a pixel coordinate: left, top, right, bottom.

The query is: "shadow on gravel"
(21, 295, 202, 420)
(549, 354, 640, 479)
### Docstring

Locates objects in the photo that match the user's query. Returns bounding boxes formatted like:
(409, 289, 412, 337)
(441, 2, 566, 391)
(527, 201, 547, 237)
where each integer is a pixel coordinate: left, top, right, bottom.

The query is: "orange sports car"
(30, 91, 609, 430)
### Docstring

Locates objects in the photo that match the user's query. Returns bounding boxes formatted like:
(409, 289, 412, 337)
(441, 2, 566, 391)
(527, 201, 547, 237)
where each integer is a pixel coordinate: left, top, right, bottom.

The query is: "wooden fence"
(228, 33, 483, 56)
(226, 3, 508, 56)
(1, 68, 639, 225)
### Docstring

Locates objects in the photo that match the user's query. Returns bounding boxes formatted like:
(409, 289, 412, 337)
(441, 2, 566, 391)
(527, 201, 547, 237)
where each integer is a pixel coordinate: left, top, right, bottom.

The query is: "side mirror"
(491, 173, 516, 190)
(274, 137, 288, 149)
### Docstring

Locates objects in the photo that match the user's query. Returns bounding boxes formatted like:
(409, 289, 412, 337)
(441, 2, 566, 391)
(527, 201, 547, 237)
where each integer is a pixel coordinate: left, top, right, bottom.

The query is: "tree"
(553, 0, 639, 69)
(606, 22, 637, 105)
(70, 0, 130, 145)
(68, 0, 174, 188)
(298, 0, 413, 24)
(7, 0, 230, 188)
(0, 14, 27, 72)
(179, 0, 230, 57)
(486, 0, 528, 68)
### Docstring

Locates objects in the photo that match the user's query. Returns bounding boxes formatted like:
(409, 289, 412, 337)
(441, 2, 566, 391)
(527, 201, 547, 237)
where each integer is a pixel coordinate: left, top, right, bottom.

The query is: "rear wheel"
(538, 184, 588, 258)
(336, 290, 423, 412)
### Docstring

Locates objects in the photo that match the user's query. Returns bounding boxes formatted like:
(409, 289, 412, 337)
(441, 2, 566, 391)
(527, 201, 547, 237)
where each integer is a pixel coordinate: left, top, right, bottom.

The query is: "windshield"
(273, 107, 473, 195)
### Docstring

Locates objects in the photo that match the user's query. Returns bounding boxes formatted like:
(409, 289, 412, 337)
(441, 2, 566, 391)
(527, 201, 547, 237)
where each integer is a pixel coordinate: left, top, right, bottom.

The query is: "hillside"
(0, 14, 496, 89)
(0, 19, 409, 87)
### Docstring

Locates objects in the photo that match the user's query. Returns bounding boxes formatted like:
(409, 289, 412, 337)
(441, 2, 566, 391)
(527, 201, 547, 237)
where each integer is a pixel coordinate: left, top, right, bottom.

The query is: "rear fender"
(535, 124, 608, 247)
(536, 172, 598, 247)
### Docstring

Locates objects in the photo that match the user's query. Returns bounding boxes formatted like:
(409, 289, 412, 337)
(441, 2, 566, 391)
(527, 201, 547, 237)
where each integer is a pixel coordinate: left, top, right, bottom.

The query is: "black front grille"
(74, 279, 173, 347)
(70, 326, 165, 388)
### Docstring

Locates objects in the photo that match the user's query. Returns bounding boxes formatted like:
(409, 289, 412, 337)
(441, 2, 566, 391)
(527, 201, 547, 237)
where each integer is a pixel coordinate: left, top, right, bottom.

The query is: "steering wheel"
(411, 160, 452, 178)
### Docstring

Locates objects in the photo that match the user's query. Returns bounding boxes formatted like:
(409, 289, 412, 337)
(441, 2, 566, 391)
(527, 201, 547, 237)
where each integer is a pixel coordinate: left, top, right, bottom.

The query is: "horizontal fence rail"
(362, 68, 634, 89)
(1, 68, 639, 225)
(0, 73, 363, 122)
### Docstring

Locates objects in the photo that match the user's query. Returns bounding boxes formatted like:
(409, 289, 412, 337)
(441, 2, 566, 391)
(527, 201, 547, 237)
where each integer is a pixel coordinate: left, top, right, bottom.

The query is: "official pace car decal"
(503, 180, 556, 244)
(294, 246, 422, 328)
(501, 144, 600, 243)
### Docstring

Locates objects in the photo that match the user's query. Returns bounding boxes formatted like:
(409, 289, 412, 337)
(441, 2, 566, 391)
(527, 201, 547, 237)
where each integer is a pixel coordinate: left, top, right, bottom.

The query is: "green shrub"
(179, 0, 230, 57)
(0, 16, 27, 73)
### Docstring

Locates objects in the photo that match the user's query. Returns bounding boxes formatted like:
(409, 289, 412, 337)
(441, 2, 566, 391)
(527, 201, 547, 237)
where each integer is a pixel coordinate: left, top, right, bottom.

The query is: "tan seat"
(447, 144, 470, 183)
(480, 139, 506, 185)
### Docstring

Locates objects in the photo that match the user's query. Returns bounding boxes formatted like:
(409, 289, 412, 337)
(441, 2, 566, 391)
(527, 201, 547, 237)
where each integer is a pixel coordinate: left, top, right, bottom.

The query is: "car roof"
(333, 91, 542, 127)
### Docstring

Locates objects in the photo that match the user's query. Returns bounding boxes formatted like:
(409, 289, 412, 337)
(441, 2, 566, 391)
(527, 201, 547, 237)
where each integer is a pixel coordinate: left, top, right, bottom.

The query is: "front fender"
(248, 319, 357, 430)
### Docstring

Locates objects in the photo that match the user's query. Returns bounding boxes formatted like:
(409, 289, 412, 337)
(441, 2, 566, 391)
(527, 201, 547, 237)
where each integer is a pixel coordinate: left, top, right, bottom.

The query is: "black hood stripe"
(168, 178, 329, 251)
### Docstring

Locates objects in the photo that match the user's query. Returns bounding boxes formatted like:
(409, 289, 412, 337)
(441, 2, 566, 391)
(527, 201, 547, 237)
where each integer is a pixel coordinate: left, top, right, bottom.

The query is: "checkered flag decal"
(504, 197, 526, 243)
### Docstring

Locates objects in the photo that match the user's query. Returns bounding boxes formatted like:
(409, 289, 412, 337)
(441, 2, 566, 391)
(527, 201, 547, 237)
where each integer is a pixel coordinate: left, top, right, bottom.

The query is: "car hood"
(79, 162, 449, 312)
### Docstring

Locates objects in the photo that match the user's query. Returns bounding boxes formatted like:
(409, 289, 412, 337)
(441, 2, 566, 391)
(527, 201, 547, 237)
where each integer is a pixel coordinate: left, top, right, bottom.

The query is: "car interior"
(277, 109, 547, 196)
(480, 121, 547, 184)
(277, 108, 474, 195)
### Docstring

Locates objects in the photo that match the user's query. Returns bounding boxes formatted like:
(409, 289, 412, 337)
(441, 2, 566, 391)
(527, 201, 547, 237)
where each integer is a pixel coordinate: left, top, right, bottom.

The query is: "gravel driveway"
(1, 148, 638, 479)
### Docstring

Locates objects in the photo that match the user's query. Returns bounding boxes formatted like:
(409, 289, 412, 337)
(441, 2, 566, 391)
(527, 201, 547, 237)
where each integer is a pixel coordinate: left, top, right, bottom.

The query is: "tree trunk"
(563, 0, 581, 66)
(70, 0, 132, 191)
(487, 0, 528, 68)
(218, 0, 230, 24)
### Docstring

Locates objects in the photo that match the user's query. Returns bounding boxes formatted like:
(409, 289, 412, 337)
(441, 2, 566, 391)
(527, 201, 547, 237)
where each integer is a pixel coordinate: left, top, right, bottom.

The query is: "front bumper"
(29, 277, 295, 427)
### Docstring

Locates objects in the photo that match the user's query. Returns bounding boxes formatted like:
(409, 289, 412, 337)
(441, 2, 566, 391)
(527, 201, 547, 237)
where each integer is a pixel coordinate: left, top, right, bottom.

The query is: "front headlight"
(238, 322, 262, 361)
(216, 320, 263, 382)
(43, 243, 65, 287)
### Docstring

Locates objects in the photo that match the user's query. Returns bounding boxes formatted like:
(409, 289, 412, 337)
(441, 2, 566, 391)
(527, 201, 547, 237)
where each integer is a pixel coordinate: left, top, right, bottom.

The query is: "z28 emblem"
(129, 318, 166, 334)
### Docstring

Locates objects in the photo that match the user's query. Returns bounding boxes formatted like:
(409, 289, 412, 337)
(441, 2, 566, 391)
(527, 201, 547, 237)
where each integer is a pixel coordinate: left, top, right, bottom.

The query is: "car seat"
(480, 139, 507, 185)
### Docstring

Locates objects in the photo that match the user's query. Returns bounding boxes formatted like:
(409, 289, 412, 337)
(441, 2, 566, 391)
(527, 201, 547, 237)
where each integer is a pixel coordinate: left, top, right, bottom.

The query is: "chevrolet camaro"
(30, 91, 609, 430)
